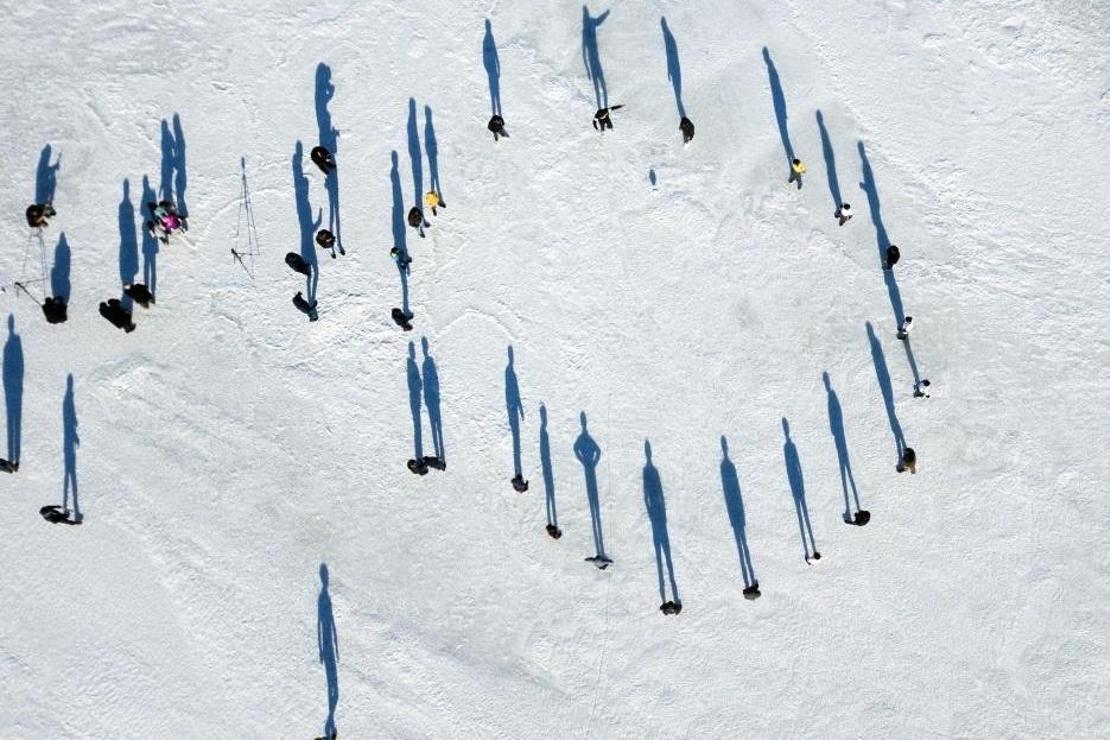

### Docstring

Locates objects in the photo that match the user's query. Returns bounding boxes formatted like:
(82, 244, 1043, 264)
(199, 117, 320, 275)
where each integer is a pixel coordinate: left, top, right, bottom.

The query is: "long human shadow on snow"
(720, 436, 759, 596)
(317, 563, 339, 740)
(539, 404, 560, 535)
(505, 346, 525, 479)
(406, 341, 424, 460)
(783, 418, 820, 563)
(160, 120, 175, 204)
(118, 179, 138, 310)
(406, 98, 424, 214)
(574, 412, 609, 565)
(141, 176, 159, 298)
(660, 17, 686, 120)
(867, 322, 906, 463)
(389, 152, 411, 315)
(62, 374, 81, 522)
(643, 440, 679, 609)
(816, 110, 842, 214)
(35, 144, 61, 205)
(51, 233, 71, 303)
(316, 63, 341, 252)
(4, 316, 24, 466)
(172, 114, 188, 217)
(858, 141, 906, 324)
(823, 372, 865, 525)
(424, 106, 443, 203)
(763, 47, 794, 168)
(582, 5, 611, 109)
(483, 19, 502, 116)
(293, 141, 321, 304)
(421, 337, 444, 462)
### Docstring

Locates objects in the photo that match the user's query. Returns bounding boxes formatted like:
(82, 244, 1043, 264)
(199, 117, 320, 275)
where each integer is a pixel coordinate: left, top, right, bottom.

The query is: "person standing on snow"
(679, 116, 694, 144)
(897, 447, 917, 474)
(407, 207, 426, 238)
(26, 203, 56, 228)
(488, 114, 507, 141)
(424, 190, 445, 216)
(835, 202, 853, 225)
(788, 158, 806, 189)
(884, 244, 901, 270)
(592, 105, 623, 132)
(897, 316, 913, 340)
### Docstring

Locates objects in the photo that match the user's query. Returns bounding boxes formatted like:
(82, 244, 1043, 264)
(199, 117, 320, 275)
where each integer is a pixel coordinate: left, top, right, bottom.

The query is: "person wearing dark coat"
(407, 207, 426, 238)
(0, 458, 17, 473)
(391, 308, 414, 331)
(316, 229, 336, 251)
(99, 298, 135, 333)
(124, 283, 154, 308)
(40, 504, 81, 524)
(488, 114, 507, 141)
(285, 252, 311, 276)
(885, 244, 901, 269)
(407, 458, 429, 475)
(292, 291, 319, 322)
(42, 297, 67, 324)
(897, 447, 917, 474)
(310, 145, 336, 172)
(679, 116, 694, 143)
(592, 105, 623, 131)
(26, 203, 56, 228)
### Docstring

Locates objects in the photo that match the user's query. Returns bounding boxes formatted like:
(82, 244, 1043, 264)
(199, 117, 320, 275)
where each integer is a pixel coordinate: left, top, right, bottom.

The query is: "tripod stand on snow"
(231, 157, 261, 278)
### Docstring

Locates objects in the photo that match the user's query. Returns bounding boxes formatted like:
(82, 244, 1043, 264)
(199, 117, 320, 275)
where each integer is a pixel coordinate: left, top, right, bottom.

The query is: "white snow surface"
(1, 0, 1109, 737)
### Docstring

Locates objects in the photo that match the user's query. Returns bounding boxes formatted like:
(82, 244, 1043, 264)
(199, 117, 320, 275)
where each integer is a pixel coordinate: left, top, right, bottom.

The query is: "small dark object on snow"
(806, 551, 822, 564)
(124, 283, 154, 308)
(391, 308, 414, 331)
(42, 297, 67, 324)
(742, 583, 761, 601)
(423, 456, 446, 471)
(511, 475, 529, 493)
(0, 458, 17, 473)
(26, 203, 56, 228)
(292, 291, 318, 322)
(885, 244, 901, 269)
(849, 510, 871, 526)
(679, 116, 694, 143)
(285, 252, 311, 276)
(914, 378, 931, 398)
(585, 555, 613, 570)
(99, 298, 135, 333)
(407, 458, 429, 475)
(407, 207, 426, 238)
(488, 114, 507, 141)
(545, 523, 563, 539)
(310, 145, 336, 173)
(897, 447, 917, 474)
(40, 504, 81, 525)
(315, 229, 336, 250)
(592, 105, 623, 132)
(660, 600, 683, 615)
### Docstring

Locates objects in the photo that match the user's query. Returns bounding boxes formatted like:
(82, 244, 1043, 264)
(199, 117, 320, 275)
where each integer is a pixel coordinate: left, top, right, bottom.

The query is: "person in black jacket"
(26, 203, 56, 228)
(884, 244, 901, 269)
(99, 298, 135, 333)
(42, 297, 67, 324)
(310, 145, 336, 173)
(679, 116, 694, 143)
(488, 115, 507, 141)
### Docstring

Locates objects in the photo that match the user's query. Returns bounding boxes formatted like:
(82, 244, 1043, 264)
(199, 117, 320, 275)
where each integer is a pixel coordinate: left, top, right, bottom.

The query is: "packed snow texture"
(1, 0, 1108, 737)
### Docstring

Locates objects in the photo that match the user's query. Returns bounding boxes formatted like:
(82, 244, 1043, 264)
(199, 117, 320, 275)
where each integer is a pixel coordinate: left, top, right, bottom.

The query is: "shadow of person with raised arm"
(575, 412, 611, 568)
(866, 322, 906, 464)
(406, 340, 424, 467)
(719, 436, 760, 599)
(661, 17, 693, 142)
(35, 144, 61, 206)
(317, 563, 339, 740)
(294, 141, 321, 307)
(62, 374, 81, 523)
(823, 372, 869, 526)
(389, 152, 412, 325)
(421, 337, 445, 465)
(406, 98, 425, 221)
(539, 404, 561, 539)
(172, 114, 188, 218)
(483, 19, 501, 116)
(816, 111, 843, 216)
(118, 179, 138, 310)
(140, 175, 159, 299)
(316, 64, 342, 255)
(783, 418, 821, 564)
(3, 316, 24, 471)
(505, 346, 527, 491)
(643, 440, 681, 614)
(858, 141, 907, 331)
(424, 105, 444, 209)
(763, 47, 794, 169)
(582, 5, 611, 110)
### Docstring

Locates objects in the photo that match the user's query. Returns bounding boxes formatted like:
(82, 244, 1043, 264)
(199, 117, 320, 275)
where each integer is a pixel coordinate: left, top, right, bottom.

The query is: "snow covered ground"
(1, 0, 1108, 736)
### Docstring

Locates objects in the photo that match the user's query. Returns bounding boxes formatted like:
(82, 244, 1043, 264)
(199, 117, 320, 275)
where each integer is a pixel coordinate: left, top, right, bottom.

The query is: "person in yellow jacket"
(424, 190, 445, 216)
(788, 157, 806, 189)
